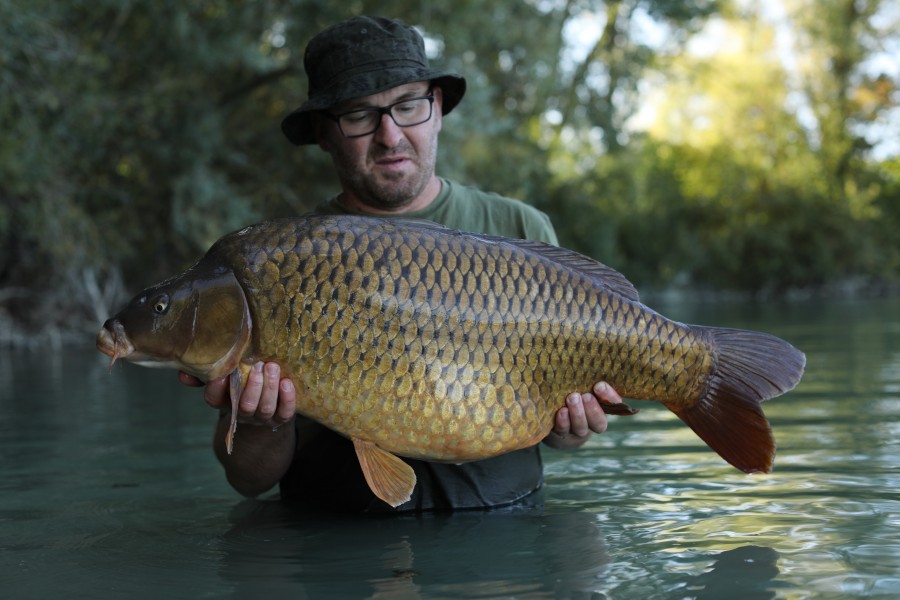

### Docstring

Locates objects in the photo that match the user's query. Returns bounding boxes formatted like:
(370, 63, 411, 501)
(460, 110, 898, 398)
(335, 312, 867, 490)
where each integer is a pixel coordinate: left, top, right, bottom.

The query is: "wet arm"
(180, 362, 297, 497)
(213, 410, 296, 497)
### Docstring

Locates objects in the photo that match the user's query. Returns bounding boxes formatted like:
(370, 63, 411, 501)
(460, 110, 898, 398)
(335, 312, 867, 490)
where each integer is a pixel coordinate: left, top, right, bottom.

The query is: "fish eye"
(152, 294, 170, 314)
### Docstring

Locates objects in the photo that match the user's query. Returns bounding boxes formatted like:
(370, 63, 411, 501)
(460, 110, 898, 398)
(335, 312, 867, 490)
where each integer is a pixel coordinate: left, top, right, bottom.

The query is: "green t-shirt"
(308, 178, 559, 245)
(283, 179, 555, 512)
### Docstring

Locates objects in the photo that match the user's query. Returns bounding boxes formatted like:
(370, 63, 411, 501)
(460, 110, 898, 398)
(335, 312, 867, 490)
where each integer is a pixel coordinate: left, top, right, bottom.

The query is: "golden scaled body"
(97, 216, 805, 506)
(225, 217, 711, 461)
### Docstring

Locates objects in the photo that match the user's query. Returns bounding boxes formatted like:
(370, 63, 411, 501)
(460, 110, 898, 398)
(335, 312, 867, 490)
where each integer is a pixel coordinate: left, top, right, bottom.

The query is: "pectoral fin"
(351, 437, 416, 508)
(225, 367, 242, 455)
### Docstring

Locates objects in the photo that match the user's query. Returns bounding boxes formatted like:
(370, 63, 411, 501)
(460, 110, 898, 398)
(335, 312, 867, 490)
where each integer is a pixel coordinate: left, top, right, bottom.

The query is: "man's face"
(317, 82, 443, 211)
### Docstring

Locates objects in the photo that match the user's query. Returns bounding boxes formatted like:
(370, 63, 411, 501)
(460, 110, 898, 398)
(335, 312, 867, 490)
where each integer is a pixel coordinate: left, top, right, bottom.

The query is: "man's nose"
(373, 112, 404, 147)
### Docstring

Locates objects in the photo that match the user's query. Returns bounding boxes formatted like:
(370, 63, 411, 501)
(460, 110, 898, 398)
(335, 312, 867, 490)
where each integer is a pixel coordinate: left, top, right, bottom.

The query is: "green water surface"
(1, 296, 897, 599)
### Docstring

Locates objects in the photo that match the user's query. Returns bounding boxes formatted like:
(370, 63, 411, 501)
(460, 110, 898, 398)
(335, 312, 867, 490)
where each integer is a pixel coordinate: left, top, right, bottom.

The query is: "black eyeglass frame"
(324, 88, 436, 138)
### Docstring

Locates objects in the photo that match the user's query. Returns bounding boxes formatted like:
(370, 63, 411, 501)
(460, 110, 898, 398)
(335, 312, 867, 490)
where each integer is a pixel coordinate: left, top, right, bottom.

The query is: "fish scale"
(230, 218, 705, 459)
(97, 215, 805, 506)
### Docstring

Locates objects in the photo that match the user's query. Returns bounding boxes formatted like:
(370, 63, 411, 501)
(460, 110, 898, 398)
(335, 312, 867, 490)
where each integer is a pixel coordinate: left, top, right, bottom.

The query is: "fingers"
(546, 390, 611, 449)
(593, 381, 622, 405)
(554, 403, 571, 435)
(581, 392, 609, 434)
(235, 362, 295, 427)
(178, 371, 204, 388)
(592, 381, 639, 415)
(201, 362, 295, 429)
(562, 392, 609, 437)
(275, 378, 297, 424)
(239, 362, 275, 418)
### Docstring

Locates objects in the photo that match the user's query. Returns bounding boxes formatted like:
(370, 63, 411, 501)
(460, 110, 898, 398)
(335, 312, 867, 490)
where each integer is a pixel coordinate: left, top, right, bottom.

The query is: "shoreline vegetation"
(2, 2, 898, 349)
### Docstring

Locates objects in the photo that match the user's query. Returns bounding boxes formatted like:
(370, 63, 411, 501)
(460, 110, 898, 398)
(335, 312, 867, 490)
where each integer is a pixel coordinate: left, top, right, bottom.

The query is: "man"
(181, 16, 623, 512)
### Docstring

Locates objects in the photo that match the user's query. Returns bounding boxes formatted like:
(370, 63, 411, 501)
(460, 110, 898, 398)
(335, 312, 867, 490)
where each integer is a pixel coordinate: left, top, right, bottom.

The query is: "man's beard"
(334, 138, 438, 211)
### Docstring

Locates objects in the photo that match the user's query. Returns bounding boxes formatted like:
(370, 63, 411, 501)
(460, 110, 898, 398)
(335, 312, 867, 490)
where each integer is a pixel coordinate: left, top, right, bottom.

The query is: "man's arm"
(179, 362, 298, 497)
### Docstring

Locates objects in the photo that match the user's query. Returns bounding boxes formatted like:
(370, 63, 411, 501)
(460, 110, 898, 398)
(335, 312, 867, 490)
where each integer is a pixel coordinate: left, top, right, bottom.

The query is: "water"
(1, 296, 898, 599)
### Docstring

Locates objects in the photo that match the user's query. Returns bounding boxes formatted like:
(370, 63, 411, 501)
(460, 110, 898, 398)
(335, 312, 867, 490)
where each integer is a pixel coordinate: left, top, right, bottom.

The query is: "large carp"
(97, 216, 805, 506)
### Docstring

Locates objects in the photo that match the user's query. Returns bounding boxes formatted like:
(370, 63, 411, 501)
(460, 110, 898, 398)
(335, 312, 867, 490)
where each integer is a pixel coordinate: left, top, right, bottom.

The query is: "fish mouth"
(96, 320, 135, 368)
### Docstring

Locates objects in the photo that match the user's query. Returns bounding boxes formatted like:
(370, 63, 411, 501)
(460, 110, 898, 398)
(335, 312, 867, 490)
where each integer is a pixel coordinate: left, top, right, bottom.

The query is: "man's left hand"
(543, 381, 623, 450)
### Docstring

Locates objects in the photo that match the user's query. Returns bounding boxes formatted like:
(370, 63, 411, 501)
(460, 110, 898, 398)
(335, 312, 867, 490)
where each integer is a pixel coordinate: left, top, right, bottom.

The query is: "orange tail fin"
(666, 327, 806, 473)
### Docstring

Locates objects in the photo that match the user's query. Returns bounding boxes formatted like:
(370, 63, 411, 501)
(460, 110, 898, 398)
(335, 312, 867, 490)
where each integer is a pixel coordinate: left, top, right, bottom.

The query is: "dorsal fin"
(459, 233, 640, 302)
(502, 239, 640, 302)
(385, 217, 452, 231)
(376, 217, 640, 302)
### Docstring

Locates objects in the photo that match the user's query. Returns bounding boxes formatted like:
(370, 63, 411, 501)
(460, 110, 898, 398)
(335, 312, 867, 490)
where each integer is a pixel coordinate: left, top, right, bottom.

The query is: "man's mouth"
(376, 155, 409, 166)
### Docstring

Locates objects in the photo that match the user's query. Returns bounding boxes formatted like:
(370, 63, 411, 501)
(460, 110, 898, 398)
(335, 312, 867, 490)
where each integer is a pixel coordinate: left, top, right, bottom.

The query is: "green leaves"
(1, 0, 897, 343)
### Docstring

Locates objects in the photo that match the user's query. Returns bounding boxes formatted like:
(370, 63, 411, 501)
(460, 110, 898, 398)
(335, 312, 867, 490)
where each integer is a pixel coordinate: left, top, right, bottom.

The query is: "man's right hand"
(179, 363, 299, 497)
(178, 362, 297, 430)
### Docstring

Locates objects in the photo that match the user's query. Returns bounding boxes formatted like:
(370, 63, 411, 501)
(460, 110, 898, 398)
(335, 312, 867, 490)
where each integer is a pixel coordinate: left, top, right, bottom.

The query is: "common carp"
(97, 215, 805, 506)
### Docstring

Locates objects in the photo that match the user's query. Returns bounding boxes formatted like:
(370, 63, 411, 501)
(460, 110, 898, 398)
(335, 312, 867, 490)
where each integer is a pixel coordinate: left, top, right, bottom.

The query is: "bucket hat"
(281, 16, 467, 145)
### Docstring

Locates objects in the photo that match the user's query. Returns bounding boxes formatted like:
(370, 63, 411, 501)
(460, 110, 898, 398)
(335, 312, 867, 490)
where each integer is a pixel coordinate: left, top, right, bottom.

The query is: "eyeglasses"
(326, 91, 435, 138)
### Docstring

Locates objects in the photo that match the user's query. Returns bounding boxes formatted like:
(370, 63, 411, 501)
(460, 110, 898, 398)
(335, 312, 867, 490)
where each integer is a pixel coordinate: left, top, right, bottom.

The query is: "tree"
(548, 4, 898, 291)
(1, 0, 896, 345)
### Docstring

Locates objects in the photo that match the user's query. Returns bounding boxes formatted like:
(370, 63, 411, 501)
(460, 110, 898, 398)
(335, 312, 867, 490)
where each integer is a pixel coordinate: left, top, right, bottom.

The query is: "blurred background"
(1, 0, 898, 346)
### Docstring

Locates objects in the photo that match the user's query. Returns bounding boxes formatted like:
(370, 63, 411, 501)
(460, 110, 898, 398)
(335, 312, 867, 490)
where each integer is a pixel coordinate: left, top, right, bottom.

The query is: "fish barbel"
(97, 216, 805, 506)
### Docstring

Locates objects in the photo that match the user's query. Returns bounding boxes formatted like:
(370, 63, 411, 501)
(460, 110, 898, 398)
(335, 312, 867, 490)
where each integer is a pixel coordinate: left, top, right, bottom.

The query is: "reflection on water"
(1, 297, 898, 598)
(218, 500, 612, 598)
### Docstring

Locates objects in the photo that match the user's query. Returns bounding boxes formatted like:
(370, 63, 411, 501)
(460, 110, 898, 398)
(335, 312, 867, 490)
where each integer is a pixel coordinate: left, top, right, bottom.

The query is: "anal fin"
(352, 437, 417, 508)
(599, 399, 639, 416)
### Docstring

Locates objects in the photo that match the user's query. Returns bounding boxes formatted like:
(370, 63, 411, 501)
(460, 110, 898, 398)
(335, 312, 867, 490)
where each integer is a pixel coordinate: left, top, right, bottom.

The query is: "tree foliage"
(0, 0, 897, 344)
(538, 1, 899, 294)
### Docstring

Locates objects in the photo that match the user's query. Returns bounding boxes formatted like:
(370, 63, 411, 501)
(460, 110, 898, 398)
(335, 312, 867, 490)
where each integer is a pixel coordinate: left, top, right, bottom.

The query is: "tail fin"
(666, 327, 806, 474)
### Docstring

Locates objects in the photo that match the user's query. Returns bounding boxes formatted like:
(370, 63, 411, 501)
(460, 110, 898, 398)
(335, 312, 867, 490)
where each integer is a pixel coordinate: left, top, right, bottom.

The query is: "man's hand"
(179, 362, 299, 497)
(543, 381, 623, 450)
(178, 362, 297, 430)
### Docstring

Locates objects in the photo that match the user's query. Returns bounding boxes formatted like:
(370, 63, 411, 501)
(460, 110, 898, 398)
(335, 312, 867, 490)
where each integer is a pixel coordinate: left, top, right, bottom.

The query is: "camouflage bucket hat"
(281, 16, 467, 145)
